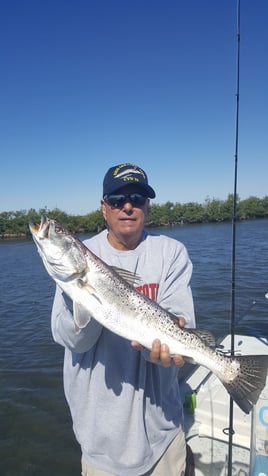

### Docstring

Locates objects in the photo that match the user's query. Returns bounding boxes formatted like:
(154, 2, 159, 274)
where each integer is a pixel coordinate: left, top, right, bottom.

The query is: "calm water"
(0, 219, 268, 475)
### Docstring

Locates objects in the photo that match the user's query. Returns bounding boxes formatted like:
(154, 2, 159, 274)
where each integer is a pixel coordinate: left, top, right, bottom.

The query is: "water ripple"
(1, 220, 268, 474)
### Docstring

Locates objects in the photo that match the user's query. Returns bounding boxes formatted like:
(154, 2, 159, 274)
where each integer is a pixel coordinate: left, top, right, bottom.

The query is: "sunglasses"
(104, 193, 147, 208)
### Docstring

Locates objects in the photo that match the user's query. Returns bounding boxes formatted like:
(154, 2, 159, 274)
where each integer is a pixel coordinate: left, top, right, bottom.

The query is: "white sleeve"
(51, 285, 103, 352)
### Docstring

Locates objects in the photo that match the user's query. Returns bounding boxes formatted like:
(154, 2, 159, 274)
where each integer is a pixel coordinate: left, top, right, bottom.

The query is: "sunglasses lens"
(105, 193, 146, 208)
(106, 195, 125, 207)
(130, 194, 146, 206)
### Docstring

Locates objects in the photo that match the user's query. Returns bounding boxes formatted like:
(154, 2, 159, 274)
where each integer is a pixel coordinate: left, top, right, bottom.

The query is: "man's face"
(101, 186, 149, 246)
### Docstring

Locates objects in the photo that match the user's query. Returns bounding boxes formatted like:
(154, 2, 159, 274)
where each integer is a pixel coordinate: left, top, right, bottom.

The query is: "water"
(0, 219, 268, 475)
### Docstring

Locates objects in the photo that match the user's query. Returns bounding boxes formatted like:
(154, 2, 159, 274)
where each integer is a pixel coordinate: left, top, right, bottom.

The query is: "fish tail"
(221, 355, 268, 414)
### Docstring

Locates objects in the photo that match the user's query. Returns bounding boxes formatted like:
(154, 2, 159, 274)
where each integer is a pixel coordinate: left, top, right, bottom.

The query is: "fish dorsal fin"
(189, 329, 216, 348)
(110, 266, 141, 286)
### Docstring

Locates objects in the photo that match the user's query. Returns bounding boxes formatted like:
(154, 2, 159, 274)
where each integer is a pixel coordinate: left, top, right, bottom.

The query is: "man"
(51, 163, 195, 475)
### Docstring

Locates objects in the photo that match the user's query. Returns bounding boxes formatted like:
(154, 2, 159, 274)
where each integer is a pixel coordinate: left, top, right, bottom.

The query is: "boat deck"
(180, 335, 268, 475)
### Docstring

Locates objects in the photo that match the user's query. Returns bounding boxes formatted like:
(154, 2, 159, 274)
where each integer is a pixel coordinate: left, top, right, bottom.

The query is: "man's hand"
(131, 316, 185, 368)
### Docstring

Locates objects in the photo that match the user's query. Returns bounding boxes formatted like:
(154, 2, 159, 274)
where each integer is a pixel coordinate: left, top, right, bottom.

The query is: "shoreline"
(1, 215, 268, 241)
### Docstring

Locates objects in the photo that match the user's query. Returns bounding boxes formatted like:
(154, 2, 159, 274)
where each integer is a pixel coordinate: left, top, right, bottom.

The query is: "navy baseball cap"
(103, 163, 156, 198)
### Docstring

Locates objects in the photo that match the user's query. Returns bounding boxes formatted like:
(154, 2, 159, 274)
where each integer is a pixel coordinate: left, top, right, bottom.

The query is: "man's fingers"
(149, 339, 161, 363)
(150, 340, 171, 367)
(159, 343, 172, 367)
(132, 336, 184, 368)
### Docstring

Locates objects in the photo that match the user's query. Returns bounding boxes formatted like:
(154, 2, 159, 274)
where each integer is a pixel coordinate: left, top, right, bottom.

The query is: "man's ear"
(101, 200, 107, 220)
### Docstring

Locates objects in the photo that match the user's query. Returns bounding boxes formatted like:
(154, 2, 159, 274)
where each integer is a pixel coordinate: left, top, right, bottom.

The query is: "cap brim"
(104, 183, 155, 199)
(142, 184, 156, 198)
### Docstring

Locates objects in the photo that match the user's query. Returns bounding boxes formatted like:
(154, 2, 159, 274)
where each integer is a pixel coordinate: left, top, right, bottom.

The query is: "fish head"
(29, 216, 88, 283)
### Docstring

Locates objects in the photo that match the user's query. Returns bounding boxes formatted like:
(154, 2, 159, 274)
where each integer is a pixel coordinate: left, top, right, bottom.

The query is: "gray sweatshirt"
(51, 230, 195, 475)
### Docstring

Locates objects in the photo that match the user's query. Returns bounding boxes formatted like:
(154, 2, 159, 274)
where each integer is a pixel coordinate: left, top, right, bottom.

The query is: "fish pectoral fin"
(189, 329, 216, 348)
(73, 302, 92, 329)
(77, 279, 102, 304)
(77, 278, 96, 293)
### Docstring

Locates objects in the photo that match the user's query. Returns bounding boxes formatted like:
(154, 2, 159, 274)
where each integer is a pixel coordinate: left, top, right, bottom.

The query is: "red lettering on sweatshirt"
(135, 283, 159, 301)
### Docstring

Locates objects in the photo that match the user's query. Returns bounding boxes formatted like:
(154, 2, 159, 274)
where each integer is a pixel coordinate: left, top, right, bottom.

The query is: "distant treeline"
(1, 194, 268, 239)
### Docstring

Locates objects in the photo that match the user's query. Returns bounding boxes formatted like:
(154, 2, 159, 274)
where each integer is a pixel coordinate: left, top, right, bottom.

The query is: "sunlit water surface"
(1, 219, 267, 475)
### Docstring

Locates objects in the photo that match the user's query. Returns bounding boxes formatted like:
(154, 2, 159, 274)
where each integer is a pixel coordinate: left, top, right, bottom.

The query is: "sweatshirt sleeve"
(51, 285, 103, 353)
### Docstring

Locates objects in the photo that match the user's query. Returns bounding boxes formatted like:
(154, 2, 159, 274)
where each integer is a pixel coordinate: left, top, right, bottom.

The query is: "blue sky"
(1, 0, 267, 215)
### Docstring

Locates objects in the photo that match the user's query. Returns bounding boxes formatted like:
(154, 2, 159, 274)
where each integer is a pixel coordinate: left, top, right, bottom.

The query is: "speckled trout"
(29, 216, 268, 414)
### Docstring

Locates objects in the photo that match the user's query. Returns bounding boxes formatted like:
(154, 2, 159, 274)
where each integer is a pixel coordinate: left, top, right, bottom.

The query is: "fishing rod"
(227, 0, 240, 474)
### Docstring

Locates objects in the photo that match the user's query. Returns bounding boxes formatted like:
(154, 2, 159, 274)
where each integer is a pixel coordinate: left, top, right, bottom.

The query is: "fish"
(29, 216, 268, 414)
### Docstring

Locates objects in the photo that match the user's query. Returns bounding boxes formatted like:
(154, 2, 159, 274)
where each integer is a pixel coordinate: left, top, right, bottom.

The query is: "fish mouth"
(29, 215, 50, 239)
